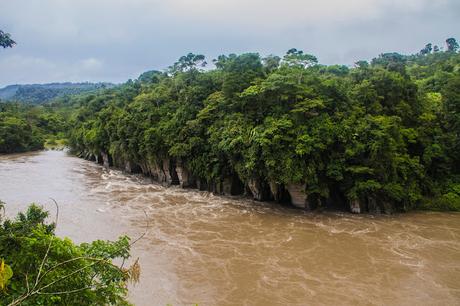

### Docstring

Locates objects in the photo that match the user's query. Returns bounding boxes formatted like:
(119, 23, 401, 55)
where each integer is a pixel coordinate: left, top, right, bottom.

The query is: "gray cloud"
(0, 0, 459, 87)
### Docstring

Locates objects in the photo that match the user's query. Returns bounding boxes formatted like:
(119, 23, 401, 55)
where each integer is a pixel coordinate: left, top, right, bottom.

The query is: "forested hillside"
(67, 43, 460, 212)
(0, 82, 114, 104)
(0, 102, 68, 153)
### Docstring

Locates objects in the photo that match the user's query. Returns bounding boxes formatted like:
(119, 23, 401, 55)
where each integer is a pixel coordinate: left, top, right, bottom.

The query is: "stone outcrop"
(381, 201, 393, 215)
(196, 178, 208, 191)
(222, 177, 233, 195)
(366, 197, 380, 214)
(82, 152, 399, 214)
(269, 181, 286, 202)
(160, 158, 172, 185)
(101, 152, 111, 169)
(214, 174, 244, 195)
(247, 178, 271, 201)
(350, 199, 361, 214)
(123, 160, 141, 174)
(286, 183, 309, 209)
(176, 163, 195, 188)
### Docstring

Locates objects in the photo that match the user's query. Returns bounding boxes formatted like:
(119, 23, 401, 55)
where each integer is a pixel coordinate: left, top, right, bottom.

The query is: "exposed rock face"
(139, 158, 178, 186)
(222, 177, 232, 195)
(101, 152, 110, 169)
(124, 160, 135, 173)
(367, 197, 380, 214)
(124, 160, 132, 173)
(82, 151, 96, 161)
(214, 175, 244, 196)
(286, 183, 308, 209)
(350, 199, 361, 214)
(176, 163, 195, 188)
(248, 178, 271, 201)
(161, 158, 172, 185)
(196, 178, 208, 191)
(139, 161, 149, 176)
(96, 154, 103, 165)
(268, 181, 289, 203)
(269, 181, 279, 201)
(381, 201, 393, 215)
(81, 152, 400, 215)
(152, 164, 165, 182)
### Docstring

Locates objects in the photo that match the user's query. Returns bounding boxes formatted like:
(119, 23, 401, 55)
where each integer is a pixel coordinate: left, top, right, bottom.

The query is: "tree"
(283, 48, 317, 68)
(262, 55, 281, 73)
(169, 53, 207, 74)
(420, 43, 432, 55)
(371, 53, 407, 75)
(0, 30, 15, 48)
(446, 38, 459, 52)
(0, 203, 139, 305)
(137, 70, 163, 84)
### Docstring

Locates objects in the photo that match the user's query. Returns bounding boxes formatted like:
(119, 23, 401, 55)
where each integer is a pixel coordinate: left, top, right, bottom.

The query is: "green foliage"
(0, 203, 134, 305)
(67, 43, 460, 211)
(0, 102, 69, 153)
(0, 83, 114, 105)
(0, 30, 15, 49)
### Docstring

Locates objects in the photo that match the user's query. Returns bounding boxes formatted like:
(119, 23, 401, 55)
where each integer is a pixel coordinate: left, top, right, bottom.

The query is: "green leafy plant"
(0, 202, 140, 305)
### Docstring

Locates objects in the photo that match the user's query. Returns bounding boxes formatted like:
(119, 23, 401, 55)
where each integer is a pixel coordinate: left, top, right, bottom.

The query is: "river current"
(1, 151, 459, 305)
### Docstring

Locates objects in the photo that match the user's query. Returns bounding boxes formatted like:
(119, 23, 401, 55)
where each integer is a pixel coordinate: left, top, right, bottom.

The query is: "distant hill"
(0, 82, 115, 104)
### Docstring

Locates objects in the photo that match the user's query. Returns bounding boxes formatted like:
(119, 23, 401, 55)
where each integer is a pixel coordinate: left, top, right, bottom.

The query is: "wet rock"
(286, 183, 309, 209)
(145, 159, 177, 186)
(101, 152, 110, 169)
(268, 182, 291, 204)
(161, 158, 172, 185)
(124, 160, 133, 173)
(176, 164, 195, 188)
(381, 201, 393, 215)
(196, 178, 208, 191)
(248, 178, 271, 201)
(367, 197, 380, 214)
(222, 177, 232, 195)
(350, 199, 361, 214)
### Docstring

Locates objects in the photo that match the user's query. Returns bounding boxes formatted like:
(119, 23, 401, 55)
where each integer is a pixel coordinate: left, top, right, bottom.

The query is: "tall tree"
(446, 38, 459, 52)
(169, 53, 207, 74)
(420, 43, 432, 55)
(0, 30, 15, 48)
(283, 48, 317, 68)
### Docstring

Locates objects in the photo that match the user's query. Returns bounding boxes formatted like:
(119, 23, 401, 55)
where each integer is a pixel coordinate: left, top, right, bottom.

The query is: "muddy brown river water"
(1, 151, 460, 305)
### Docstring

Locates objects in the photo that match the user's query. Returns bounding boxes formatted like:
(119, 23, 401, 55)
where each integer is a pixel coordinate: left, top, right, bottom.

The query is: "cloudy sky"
(0, 0, 459, 87)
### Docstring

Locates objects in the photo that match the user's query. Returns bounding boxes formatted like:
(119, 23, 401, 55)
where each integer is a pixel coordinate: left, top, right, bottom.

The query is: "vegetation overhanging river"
(1, 150, 459, 305)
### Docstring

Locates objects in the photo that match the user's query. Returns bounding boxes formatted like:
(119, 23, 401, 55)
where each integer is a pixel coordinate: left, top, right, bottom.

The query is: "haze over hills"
(0, 82, 115, 104)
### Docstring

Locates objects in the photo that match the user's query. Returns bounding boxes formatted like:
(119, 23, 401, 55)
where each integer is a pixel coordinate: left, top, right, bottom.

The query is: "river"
(1, 150, 459, 305)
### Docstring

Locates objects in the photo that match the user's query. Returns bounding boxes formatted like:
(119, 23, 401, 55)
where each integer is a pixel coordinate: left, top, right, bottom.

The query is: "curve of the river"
(1, 151, 459, 305)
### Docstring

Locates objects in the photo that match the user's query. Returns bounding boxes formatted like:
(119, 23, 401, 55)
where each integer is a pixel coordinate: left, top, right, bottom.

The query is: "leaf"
(0, 260, 13, 291)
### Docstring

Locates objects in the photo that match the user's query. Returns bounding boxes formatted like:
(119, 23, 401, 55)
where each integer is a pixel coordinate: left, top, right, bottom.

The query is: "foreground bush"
(0, 201, 138, 305)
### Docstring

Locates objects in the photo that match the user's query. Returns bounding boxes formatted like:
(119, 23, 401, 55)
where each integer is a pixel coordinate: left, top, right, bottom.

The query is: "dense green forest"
(0, 102, 68, 153)
(64, 42, 460, 213)
(0, 82, 114, 105)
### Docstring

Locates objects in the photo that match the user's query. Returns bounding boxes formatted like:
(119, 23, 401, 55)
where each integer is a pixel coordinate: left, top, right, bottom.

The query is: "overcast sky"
(0, 0, 459, 87)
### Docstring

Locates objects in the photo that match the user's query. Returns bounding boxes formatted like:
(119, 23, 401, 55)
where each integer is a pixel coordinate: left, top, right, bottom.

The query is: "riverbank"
(75, 149, 460, 214)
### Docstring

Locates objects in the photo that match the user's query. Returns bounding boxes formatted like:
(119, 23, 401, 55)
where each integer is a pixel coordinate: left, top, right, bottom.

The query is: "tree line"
(0, 102, 69, 153)
(67, 39, 460, 212)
